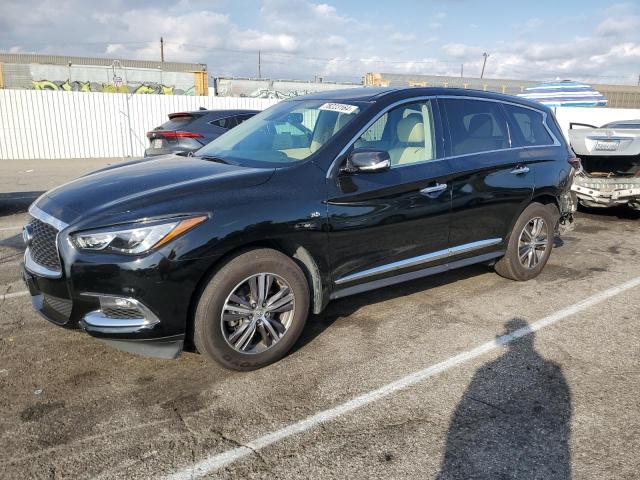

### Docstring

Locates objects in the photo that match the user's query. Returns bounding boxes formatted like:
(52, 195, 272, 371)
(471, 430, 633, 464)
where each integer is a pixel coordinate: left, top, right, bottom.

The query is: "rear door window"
(443, 99, 509, 156)
(503, 104, 554, 147)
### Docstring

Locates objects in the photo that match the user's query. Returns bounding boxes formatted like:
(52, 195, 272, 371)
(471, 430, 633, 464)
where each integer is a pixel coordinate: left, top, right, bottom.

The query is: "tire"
(494, 202, 556, 281)
(193, 248, 310, 370)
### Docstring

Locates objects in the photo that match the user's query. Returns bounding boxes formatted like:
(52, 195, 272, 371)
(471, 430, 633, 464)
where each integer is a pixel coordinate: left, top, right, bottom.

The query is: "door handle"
(420, 183, 448, 195)
(511, 165, 530, 175)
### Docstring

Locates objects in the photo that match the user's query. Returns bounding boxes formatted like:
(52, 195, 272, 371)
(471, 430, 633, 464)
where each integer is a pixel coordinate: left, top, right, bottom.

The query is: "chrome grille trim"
(24, 204, 69, 279)
(29, 204, 69, 231)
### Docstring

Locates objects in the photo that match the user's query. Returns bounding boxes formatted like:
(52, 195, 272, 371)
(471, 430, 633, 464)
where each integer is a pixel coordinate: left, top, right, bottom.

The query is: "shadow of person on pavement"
(437, 318, 572, 480)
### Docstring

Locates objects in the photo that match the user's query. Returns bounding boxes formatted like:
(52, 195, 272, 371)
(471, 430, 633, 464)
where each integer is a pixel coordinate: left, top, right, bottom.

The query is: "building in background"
(0, 53, 208, 95)
(365, 73, 640, 109)
(211, 77, 361, 98)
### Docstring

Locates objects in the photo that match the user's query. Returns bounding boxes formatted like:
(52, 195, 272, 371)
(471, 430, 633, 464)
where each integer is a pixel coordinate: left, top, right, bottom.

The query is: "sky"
(1, 0, 640, 85)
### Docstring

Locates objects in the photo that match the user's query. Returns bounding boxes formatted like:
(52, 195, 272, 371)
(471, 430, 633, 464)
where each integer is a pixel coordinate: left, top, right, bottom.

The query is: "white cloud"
(1, 0, 640, 84)
(442, 43, 483, 60)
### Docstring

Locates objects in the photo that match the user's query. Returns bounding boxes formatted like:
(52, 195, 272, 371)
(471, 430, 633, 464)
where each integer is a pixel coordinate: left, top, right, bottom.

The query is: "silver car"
(569, 120, 640, 210)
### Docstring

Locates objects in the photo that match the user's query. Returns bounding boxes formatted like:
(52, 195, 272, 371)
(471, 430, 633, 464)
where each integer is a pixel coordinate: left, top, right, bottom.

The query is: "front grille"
(102, 306, 144, 319)
(28, 217, 61, 272)
(43, 294, 73, 319)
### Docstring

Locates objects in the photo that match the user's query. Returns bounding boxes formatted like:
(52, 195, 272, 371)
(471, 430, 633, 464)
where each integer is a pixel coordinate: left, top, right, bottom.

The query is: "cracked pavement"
(0, 207, 639, 479)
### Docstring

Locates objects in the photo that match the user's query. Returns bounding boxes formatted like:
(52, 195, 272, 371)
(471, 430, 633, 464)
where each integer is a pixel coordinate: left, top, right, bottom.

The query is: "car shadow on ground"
(294, 264, 492, 353)
(0, 191, 42, 216)
(436, 318, 572, 479)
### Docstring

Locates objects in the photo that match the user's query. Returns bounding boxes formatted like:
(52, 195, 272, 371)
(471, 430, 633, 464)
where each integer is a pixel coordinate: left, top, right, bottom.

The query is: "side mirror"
(344, 149, 391, 173)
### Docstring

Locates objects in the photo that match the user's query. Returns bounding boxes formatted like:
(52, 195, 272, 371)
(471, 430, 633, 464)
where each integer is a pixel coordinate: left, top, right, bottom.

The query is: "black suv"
(22, 88, 575, 370)
(145, 109, 258, 157)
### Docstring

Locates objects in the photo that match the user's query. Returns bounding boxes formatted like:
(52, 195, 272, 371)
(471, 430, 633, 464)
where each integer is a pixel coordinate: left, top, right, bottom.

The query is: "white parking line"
(164, 275, 640, 480)
(0, 226, 23, 232)
(0, 290, 29, 301)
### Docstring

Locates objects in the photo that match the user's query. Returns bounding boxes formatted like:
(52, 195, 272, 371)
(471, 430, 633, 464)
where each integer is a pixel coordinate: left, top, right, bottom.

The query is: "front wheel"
(193, 249, 310, 370)
(494, 203, 557, 281)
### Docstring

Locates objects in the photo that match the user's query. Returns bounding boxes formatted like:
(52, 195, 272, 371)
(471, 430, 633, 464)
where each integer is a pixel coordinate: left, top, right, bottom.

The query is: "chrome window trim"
(438, 95, 562, 148)
(327, 94, 562, 178)
(335, 238, 502, 285)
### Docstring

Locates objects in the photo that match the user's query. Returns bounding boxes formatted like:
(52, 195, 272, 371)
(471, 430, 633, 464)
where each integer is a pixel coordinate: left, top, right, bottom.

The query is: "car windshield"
(196, 100, 364, 166)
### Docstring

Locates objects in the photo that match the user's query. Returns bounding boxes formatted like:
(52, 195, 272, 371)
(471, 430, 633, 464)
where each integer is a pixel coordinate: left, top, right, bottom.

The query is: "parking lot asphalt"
(0, 207, 639, 479)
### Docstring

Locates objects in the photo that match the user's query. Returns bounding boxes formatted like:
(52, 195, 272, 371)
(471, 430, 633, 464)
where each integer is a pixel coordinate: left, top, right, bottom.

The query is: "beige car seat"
(389, 115, 428, 165)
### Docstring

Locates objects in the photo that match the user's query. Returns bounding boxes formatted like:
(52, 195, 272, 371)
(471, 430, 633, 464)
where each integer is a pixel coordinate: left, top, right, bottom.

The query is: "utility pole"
(160, 37, 164, 63)
(258, 50, 261, 78)
(461, 64, 464, 78)
(637, 74, 640, 86)
(480, 52, 489, 79)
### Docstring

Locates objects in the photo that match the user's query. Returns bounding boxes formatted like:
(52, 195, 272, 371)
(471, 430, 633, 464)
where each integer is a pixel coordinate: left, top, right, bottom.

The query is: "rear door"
(440, 97, 534, 255)
(327, 99, 452, 290)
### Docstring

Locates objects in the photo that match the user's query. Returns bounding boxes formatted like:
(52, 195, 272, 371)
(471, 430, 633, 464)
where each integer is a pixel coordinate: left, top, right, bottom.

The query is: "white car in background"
(569, 120, 640, 210)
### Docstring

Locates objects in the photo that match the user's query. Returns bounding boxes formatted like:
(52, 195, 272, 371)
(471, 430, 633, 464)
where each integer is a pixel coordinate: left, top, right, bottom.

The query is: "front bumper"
(22, 263, 185, 359)
(572, 174, 640, 209)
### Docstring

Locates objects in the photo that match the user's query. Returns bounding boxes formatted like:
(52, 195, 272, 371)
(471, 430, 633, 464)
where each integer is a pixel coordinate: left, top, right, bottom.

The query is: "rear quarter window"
(210, 116, 238, 129)
(503, 104, 554, 147)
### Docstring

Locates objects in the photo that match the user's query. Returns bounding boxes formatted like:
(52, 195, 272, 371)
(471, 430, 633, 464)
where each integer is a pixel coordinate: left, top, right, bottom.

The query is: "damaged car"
(569, 120, 640, 210)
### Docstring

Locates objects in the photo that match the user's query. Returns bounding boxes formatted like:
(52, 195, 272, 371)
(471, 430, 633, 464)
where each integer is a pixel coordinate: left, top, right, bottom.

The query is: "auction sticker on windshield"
(319, 103, 360, 114)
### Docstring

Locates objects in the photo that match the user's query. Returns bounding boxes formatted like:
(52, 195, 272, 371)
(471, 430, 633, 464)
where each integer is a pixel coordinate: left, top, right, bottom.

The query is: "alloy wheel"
(221, 273, 295, 354)
(518, 217, 549, 269)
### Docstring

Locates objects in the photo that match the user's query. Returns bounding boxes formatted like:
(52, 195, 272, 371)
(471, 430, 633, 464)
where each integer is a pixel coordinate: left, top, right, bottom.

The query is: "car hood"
(35, 155, 275, 225)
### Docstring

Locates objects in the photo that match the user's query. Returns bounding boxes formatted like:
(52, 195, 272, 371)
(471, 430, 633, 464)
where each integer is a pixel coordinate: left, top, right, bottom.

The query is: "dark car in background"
(144, 109, 259, 157)
(22, 88, 576, 370)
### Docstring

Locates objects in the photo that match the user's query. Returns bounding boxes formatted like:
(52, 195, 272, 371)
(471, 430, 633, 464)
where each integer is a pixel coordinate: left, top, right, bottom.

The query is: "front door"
(440, 97, 534, 256)
(327, 99, 451, 290)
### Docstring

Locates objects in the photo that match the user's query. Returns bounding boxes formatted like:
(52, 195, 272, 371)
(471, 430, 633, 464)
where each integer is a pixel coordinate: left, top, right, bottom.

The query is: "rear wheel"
(193, 249, 309, 370)
(495, 203, 556, 281)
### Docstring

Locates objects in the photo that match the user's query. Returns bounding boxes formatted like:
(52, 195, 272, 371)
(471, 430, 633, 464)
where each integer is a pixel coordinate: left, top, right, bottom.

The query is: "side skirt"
(330, 251, 504, 300)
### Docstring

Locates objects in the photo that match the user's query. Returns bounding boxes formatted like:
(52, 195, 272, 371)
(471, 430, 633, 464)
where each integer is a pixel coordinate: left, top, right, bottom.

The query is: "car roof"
(289, 87, 551, 111)
(173, 109, 260, 118)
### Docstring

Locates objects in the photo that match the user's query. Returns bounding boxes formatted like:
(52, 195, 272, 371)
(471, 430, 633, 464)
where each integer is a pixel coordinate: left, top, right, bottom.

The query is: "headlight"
(72, 215, 208, 254)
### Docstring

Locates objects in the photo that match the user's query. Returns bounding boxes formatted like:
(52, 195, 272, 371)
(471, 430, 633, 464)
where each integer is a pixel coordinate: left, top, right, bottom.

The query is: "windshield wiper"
(194, 154, 229, 164)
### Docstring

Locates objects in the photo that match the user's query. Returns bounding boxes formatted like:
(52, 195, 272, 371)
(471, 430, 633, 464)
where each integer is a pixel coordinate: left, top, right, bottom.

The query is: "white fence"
(0, 90, 277, 160)
(2, 89, 640, 160)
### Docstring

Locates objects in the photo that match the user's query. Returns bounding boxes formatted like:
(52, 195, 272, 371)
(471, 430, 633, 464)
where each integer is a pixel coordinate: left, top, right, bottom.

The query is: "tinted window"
(503, 104, 554, 147)
(354, 100, 437, 166)
(197, 100, 361, 165)
(444, 99, 509, 155)
(156, 114, 197, 131)
(210, 116, 238, 129)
